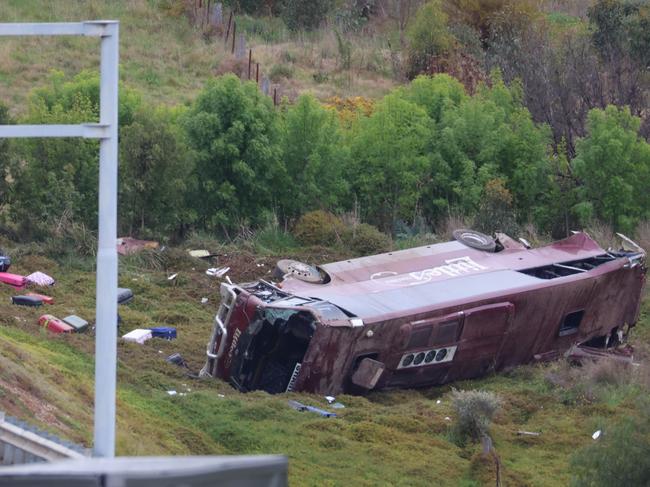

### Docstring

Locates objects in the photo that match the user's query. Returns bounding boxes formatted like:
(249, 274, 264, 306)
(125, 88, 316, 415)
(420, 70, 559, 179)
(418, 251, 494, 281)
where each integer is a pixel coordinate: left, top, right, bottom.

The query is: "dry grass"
(0, 0, 228, 112)
(584, 221, 617, 249)
(0, 0, 399, 114)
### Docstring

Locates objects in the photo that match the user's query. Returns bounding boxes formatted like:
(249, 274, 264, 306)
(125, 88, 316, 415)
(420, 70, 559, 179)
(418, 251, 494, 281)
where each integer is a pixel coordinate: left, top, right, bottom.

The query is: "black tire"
(453, 229, 497, 252)
(258, 361, 294, 394)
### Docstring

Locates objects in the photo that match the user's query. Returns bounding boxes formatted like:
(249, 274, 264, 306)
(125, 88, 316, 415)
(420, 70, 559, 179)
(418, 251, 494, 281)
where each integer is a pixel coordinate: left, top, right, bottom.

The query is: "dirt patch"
(0, 377, 69, 432)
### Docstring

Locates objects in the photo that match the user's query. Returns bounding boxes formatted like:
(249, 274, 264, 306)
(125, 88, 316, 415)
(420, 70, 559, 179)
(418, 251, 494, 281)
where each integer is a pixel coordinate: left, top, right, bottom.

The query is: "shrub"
(406, 0, 453, 77)
(570, 399, 650, 487)
(450, 389, 502, 443)
(281, 0, 333, 31)
(293, 210, 344, 246)
(344, 223, 391, 255)
(269, 63, 294, 82)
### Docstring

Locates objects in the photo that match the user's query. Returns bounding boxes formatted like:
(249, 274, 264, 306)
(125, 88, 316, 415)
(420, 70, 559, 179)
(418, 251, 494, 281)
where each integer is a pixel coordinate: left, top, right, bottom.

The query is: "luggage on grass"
(63, 315, 89, 332)
(150, 327, 177, 340)
(38, 314, 74, 333)
(12, 295, 43, 307)
(0, 272, 26, 289)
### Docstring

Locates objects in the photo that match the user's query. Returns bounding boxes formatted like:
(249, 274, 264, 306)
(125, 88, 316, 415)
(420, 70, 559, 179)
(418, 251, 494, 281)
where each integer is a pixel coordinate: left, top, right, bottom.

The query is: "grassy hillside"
(0, 236, 648, 486)
(0, 0, 396, 113)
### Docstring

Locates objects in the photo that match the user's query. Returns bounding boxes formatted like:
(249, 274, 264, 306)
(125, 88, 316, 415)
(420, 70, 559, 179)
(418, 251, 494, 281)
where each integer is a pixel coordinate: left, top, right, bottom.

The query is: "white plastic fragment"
(436, 400, 441, 404)
(444, 416, 451, 421)
(201, 297, 209, 304)
(592, 430, 601, 440)
(167, 390, 177, 396)
(167, 273, 178, 280)
(325, 396, 336, 404)
(218, 394, 225, 398)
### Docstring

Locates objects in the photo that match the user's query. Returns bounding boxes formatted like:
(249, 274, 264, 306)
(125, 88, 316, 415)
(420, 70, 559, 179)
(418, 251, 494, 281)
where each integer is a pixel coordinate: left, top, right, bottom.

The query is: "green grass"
(0, 0, 398, 115)
(0, 240, 648, 485)
(0, 0, 225, 111)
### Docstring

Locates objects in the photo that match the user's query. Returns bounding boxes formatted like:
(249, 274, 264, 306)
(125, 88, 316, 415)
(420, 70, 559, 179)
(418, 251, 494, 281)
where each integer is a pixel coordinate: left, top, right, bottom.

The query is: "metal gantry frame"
(0, 21, 120, 458)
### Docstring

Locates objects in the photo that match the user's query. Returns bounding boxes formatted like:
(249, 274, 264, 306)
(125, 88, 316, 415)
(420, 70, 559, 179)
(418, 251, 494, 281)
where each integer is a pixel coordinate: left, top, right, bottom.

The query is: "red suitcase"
(26, 293, 54, 304)
(0, 272, 26, 289)
(38, 314, 74, 334)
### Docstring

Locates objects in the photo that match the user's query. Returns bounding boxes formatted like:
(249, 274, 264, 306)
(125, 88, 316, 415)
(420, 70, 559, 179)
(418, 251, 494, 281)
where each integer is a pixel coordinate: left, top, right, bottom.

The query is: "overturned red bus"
(201, 231, 646, 395)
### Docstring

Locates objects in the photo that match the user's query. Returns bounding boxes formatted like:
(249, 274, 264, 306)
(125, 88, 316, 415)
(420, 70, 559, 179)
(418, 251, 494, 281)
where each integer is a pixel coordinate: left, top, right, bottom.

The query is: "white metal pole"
(93, 21, 119, 458)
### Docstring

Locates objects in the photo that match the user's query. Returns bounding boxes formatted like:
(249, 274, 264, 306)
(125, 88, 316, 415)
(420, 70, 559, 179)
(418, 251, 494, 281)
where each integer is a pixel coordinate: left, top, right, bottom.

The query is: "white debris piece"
(168, 273, 178, 280)
(167, 390, 177, 396)
(206, 266, 231, 278)
(325, 396, 336, 404)
(122, 328, 152, 344)
(436, 400, 441, 404)
(188, 249, 211, 258)
(201, 297, 209, 304)
(592, 430, 602, 440)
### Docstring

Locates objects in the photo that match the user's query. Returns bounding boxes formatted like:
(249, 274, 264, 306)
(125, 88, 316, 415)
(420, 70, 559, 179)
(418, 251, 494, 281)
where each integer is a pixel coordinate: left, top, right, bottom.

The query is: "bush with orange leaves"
(323, 96, 374, 126)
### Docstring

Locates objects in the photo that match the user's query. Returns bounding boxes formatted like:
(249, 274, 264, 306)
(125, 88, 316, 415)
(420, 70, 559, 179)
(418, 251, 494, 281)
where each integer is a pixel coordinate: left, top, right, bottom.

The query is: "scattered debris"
(117, 237, 159, 256)
(324, 396, 336, 404)
(117, 288, 134, 305)
(0, 272, 27, 289)
(63, 315, 89, 333)
(38, 315, 74, 334)
(188, 249, 216, 259)
(444, 417, 451, 421)
(201, 297, 208, 304)
(217, 394, 225, 398)
(287, 400, 337, 418)
(26, 271, 55, 287)
(167, 273, 178, 281)
(436, 400, 441, 404)
(566, 343, 635, 365)
(166, 353, 188, 368)
(592, 430, 601, 440)
(517, 431, 541, 437)
(150, 327, 177, 340)
(12, 295, 43, 307)
(167, 390, 177, 396)
(122, 329, 153, 344)
(26, 292, 54, 304)
(206, 266, 230, 278)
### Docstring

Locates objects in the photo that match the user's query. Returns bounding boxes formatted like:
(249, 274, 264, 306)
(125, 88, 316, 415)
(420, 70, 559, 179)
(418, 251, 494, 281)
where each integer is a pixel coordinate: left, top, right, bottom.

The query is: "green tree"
(280, 95, 349, 219)
(406, 0, 453, 76)
(0, 103, 12, 210)
(120, 106, 189, 237)
(11, 71, 140, 238)
(589, 0, 650, 69)
(281, 0, 333, 31)
(433, 73, 551, 223)
(572, 105, 650, 232)
(396, 74, 467, 123)
(349, 94, 433, 231)
(184, 74, 283, 236)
